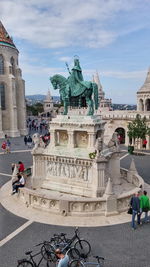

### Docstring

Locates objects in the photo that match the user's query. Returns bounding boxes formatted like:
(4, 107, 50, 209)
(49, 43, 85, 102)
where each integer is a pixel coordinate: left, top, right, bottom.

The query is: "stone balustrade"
(18, 167, 144, 217)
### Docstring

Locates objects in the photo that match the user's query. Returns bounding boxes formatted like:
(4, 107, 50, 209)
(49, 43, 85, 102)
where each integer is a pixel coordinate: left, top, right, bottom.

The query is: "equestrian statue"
(50, 56, 99, 115)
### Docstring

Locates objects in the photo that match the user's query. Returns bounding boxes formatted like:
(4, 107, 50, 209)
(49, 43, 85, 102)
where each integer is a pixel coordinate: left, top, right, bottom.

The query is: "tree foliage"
(26, 103, 44, 116)
(127, 114, 149, 143)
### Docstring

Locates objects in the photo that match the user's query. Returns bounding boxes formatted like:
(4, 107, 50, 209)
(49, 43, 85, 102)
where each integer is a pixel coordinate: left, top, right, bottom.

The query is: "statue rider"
(66, 56, 84, 97)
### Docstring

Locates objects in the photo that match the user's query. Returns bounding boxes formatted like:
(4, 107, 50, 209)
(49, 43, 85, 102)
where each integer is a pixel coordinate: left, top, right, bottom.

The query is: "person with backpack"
(140, 190, 150, 223)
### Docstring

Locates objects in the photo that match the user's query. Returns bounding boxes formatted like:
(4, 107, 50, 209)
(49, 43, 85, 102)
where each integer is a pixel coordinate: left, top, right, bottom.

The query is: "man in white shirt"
(12, 174, 25, 194)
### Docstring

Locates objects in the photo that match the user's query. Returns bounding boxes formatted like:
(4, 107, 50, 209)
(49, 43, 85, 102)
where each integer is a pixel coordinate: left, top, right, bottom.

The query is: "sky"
(0, 0, 150, 104)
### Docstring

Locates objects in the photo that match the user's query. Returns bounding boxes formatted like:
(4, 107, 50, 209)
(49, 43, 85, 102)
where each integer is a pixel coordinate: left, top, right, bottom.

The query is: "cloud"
(83, 69, 147, 80)
(59, 56, 72, 62)
(0, 0, 150, 49)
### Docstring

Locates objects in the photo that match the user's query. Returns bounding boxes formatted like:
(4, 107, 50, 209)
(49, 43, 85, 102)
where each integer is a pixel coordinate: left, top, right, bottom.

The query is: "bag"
(143, 207, 149, 212)
(127, 207, 132, 214)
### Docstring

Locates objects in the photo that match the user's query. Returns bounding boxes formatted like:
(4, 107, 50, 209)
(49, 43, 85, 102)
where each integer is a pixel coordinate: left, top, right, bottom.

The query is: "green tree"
(127, 114, 149, 147)
(26, 103, 44, 116)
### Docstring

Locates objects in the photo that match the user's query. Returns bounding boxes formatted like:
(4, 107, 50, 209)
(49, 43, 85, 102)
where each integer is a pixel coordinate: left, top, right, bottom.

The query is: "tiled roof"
(0, 21, 16, 48)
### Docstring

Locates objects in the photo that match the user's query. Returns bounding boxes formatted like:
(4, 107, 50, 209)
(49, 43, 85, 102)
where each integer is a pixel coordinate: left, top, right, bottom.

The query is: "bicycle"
(17, 243, 57, 267)
(45, 228, 91, 259)
(70, 256, 105, 267)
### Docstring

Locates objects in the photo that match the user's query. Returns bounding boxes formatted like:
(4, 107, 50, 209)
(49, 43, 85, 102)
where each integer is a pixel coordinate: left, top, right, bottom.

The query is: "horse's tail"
(92, 82, 99, 110)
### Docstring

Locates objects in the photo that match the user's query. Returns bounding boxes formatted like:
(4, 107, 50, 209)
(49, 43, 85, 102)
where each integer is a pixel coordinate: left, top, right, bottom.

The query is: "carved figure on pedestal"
(95, 137, 103, 158)
(108, 132, 120, 152)
(32, 133, 45, 153)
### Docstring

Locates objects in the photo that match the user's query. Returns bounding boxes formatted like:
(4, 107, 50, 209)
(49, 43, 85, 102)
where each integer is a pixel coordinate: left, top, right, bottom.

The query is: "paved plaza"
(0, 137, 150, 267)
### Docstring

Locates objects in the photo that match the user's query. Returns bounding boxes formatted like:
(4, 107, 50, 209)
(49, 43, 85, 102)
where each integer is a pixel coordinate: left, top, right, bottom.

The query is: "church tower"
(43, 89, 54, 113)
(137, 67, 150, 112)
(0, 21, 27, 137)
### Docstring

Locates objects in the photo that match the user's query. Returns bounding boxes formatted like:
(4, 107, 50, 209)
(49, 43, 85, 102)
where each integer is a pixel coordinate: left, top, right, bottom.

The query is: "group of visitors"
(27, 117, 48, 134)
(130, 190, 150, 229)
(11, 161, 25, 195)
(24, 135, 32, 148)
(1, 138, 11, 153)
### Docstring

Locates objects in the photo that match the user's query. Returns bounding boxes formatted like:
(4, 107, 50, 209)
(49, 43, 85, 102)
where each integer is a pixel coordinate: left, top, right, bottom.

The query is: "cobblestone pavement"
(1, 139, 150, 267)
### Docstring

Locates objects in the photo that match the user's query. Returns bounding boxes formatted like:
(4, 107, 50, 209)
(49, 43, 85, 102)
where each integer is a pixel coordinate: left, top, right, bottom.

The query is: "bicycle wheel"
(17, 260, 34, 267)
(74, 240, 91, 258)
(69, 259, 84, 267)
(41, 244, 57, 262)
(67, 247, 80, 260)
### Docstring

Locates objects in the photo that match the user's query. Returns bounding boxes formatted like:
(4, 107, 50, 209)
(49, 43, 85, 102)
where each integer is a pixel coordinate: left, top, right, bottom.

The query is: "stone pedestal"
(92, 157, 107, 197)
(32, 115, 107, 198)
(108, 152, 121, 185)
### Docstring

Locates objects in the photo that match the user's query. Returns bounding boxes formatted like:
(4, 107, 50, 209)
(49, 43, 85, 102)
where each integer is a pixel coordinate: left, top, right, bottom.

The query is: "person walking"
(142, 139, 147, 149)
(140, 190, 150, 223)
(27, 135, 32, 148)
(6, 139, 11, 153)
(130, 192, 141, 229)
(24, 135, 28, 146)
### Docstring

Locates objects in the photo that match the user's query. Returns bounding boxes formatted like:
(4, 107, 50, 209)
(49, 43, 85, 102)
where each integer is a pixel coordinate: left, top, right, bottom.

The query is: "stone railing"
(120, 167, 144, 188)
(101, 110, 150, 120)
(18, 166, 144, 217)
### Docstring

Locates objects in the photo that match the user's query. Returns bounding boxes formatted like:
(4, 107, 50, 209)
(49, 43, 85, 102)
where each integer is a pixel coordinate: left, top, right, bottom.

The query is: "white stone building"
(101, 68, 150, 149)
(0, 21, 27, 137)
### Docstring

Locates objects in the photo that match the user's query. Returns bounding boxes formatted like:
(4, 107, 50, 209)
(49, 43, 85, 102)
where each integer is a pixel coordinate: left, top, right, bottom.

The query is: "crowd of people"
(129, 190, 150, 229)
(27, 117, 49, 133)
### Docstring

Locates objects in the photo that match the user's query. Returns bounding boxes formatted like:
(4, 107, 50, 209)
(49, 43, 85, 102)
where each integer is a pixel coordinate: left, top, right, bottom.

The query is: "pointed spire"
(139, 67, 150, 92)
(129, 158, 138, 173)
(0, 21, 16, 49)
(94, 71, 103, 91)
(12, 164, 18, 182)
(45, 89, 52, 101)
(104, 178, 114, 195)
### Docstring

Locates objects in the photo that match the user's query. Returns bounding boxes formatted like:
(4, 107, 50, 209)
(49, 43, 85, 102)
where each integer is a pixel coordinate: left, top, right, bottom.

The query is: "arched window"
(0, 55, 4, 74)
(0, 83, 5, 110)
(10, 57, 15, 76)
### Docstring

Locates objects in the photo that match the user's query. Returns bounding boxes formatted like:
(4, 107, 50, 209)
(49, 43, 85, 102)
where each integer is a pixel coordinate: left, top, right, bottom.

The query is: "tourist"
(55, 249, 69, 267)
(18, 161, 25, 173)
(140, 190, 150, 223)
(6, 139, 11, 153)
(24, 135, 28, 146)
(142, 139, 147, 149)
(1, 140, 7, 153)
(130, 192, 141, 229)
(12, 174, 25, 194)
(27, 135, 32, 148)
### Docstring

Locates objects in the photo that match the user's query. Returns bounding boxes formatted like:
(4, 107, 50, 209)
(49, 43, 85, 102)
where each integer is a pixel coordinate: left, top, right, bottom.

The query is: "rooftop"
(0, 21, 16, 49)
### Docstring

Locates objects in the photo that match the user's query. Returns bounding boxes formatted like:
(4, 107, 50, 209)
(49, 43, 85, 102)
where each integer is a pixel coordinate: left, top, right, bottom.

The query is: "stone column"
(50, 129, 56, 147)
(68, 130, 74, 148)
(108, 152, 121, 185)
(88, 132, 95, 149)
(7, 78, 20, 136)
(0, 95, 4, 137)
(92, 156, 107, 197)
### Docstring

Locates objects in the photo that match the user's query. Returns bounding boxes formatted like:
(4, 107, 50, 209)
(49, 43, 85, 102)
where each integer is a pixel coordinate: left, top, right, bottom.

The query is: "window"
(10, 57, 15, 76)
(0, 55, 4, 74)
(0, 83, 5, 110)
